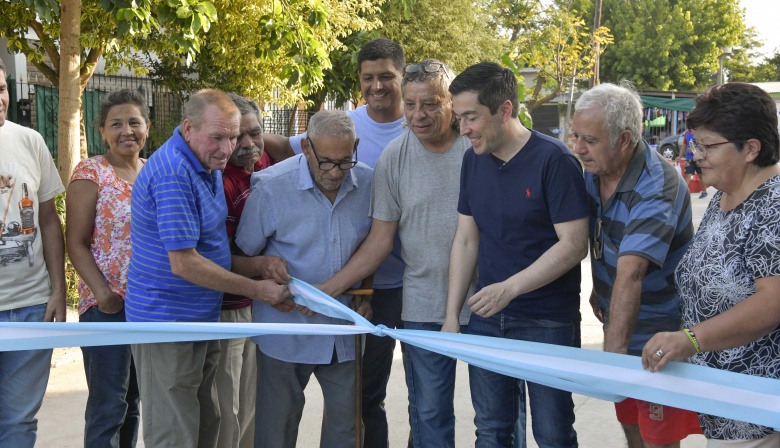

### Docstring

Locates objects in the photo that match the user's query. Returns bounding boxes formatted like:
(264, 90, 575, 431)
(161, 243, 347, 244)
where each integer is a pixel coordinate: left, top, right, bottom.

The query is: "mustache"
(234, 146, 261, 157)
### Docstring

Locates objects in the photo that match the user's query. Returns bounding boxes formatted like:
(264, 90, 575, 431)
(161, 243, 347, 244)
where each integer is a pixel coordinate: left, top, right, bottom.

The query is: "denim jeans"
(362, 287, 404, 448)
(0, 303, 52, 448)
(402, 321, 465, 448)
(80, 306, 140, 448)
(465, 313, 580, 448)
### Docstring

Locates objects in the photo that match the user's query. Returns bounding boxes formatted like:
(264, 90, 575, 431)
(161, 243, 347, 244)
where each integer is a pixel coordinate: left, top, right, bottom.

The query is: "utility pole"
(590, 0, 603, 88)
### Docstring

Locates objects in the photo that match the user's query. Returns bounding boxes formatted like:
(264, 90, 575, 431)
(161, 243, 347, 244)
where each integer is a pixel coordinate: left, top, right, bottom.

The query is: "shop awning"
(640, 96, 694, 112)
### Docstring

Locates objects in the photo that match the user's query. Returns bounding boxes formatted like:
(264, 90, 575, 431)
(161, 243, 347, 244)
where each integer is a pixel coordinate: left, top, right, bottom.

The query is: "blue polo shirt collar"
(615, 140, 648, 193)
(170, 127, 207, 174)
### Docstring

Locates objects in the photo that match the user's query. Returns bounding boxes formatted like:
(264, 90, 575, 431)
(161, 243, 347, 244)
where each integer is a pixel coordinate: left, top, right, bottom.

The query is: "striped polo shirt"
(586, 140, 694, 355)
(126, 127, 231, 322)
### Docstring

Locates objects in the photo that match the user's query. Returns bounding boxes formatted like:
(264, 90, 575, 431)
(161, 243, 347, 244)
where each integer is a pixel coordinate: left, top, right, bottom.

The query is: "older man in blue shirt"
(236, 110, 372, 448)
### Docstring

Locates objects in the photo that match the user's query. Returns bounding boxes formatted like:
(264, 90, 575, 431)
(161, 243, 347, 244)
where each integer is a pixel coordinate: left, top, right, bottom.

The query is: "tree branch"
(80, 47, 103, 91)
(28, 19, 61, 73)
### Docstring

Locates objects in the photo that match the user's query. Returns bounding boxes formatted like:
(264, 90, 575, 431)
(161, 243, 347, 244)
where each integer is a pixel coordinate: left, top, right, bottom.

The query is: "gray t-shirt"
(371, 130, 474, 324)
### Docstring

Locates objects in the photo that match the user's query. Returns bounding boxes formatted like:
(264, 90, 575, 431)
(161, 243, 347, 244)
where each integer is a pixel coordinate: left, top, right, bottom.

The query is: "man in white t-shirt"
(321, 59, 473, 448)
(263, 38, 407, 448)
(0, 59, 66, 448)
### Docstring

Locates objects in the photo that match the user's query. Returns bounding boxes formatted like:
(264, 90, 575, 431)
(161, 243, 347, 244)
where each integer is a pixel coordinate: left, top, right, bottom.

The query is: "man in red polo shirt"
(217, 93, 275, 448)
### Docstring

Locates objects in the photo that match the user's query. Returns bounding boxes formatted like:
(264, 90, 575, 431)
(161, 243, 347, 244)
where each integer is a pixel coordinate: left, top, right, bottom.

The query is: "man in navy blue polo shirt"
(444, 62, 589, 447)
(126, 89, 293, 448)
(571, 82, 701, 448)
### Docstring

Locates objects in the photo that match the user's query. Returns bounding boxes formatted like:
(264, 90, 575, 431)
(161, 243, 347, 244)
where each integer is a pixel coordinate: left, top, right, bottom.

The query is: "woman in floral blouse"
(642, 83, 780, 446)
(67, 89, 149, 447)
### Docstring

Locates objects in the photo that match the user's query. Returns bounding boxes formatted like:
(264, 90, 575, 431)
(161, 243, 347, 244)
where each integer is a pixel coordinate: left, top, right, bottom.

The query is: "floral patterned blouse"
(71, 155, 144, 315)
(676, 174, 780, 440)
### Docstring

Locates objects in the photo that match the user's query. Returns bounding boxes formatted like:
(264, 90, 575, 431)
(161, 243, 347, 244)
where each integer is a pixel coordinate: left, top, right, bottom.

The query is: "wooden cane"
(346, 288, 373, 448)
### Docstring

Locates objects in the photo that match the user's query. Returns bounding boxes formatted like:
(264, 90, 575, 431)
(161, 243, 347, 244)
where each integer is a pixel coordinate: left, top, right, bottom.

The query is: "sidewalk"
(36, 189, 714, 447)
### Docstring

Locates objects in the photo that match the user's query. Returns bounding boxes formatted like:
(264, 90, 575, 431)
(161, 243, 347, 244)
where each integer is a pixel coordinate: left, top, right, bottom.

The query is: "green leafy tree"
(495, 0, 612, 112)
(1, 0, 218, 183)
(303, 0, 504, 110)
(148, 0, 384, 108)
(381, 0, 505, 73)
(752, 51, 780, 81)
(594, 0, 744, 90)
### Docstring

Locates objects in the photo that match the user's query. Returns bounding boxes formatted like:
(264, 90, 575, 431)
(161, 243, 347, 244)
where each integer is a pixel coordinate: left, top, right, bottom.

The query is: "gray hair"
(307, 110, 355, 142)
(0, 58, 6, 76)
(227, 92, 263, 132)
(574, 80, 643, 148)
(402, 58, 456, 95)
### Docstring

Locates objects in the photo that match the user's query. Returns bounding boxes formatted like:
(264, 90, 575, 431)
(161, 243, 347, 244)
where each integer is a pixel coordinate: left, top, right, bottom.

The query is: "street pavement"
(36, 188, 714, 447)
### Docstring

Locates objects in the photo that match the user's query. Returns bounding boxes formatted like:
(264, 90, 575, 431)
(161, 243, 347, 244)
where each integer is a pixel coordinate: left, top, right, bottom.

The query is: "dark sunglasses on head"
(404, 62, 444, 75)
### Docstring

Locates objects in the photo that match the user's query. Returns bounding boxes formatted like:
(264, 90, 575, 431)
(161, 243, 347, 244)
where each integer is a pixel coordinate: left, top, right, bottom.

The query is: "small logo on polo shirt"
(526, 188, 531, 198)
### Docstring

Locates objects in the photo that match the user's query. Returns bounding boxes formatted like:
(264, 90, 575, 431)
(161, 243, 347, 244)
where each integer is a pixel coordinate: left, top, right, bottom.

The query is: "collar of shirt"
(615, 139, 649, 194)
(171, 126, 221, 193)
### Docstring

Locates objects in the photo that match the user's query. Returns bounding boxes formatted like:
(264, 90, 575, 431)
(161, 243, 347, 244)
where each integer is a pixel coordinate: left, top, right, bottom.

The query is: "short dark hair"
(227, 92, 263, 133)
(687, 82, 779, 167)
(95, 89, 150, 129)
(357, 38, 405, 73)
(449, 62, 519, 118)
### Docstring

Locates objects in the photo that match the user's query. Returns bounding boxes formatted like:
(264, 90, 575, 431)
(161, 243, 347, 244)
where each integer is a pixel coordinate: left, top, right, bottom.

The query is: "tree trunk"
(57, 0, 82, 187)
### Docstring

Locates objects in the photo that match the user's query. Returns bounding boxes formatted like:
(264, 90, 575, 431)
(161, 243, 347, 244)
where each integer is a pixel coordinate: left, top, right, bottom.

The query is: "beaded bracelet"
(683, 328, 701, 353)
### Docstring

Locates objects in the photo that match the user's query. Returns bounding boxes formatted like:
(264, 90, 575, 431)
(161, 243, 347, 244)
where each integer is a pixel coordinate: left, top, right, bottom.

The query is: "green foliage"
(54, 192, 79, 309)
(501, 55, 534, 129)
(751, 51, 780, 82)
(594, 0, 744, 90)
(728, 30, 780, 83)
(1, 0, 218, 90)
(149, 0, 383, 108)
(380, 0, 505, 73)
(495, 0, 612, 110)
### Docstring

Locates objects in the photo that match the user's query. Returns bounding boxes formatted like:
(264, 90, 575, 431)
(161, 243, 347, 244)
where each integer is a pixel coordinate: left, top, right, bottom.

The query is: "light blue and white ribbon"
(1, 277, 778, 430)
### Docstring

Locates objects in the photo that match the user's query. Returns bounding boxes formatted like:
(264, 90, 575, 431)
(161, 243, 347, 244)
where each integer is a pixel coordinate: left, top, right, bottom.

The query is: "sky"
(742, 0, 780, 59)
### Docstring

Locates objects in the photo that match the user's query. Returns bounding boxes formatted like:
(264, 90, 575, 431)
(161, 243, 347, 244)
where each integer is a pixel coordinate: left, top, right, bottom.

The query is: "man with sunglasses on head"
(571, 82, 700, 448)
(264, 37, 409, 447)
(321, 59, 473, 448)
(236, 110, 373, 448)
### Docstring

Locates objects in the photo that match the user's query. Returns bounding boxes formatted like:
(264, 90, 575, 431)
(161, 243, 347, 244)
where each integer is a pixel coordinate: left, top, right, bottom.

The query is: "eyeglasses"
(404, 62, 444, 75)
(592, 218, 603, 260)
(307, 137, 358, 171)
(691, 140, 742, 156)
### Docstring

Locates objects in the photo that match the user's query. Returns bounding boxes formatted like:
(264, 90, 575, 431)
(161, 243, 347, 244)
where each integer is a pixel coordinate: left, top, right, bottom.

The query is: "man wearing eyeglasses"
(571, 82, 700, 448)
(263, 37, 409, 447)
(235, 110, 373, 448)
(320, 59, 474, 448)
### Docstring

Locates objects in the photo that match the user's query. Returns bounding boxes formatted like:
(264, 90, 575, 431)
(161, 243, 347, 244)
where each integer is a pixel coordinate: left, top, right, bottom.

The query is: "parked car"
(656, 133, 684, 160)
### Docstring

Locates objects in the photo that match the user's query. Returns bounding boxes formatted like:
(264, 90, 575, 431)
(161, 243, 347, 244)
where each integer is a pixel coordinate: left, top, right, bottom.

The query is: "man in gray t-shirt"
(321, 59, 473, 448)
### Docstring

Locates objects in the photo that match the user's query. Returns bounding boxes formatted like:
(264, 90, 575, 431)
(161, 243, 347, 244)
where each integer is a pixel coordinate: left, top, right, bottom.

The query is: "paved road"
(36, 188, 715, 447)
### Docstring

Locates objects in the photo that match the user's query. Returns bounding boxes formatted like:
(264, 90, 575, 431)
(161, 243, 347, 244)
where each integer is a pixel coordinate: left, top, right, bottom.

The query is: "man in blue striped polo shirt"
(126, 89, 294, 448)
(571, 82, 701, 448)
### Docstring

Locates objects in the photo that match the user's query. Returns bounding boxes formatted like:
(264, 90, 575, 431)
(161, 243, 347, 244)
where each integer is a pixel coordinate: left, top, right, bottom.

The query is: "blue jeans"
(80, 306, 140, 448)
(465, 313, 580, 448)
(403, 321, 465, 448)
(0, 303, 52, 448)
(362, 287, 404, 448)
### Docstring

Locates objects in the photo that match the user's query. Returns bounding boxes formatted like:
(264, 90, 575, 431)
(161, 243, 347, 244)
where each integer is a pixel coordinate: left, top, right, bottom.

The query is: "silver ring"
(655, 349, 664, 358)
